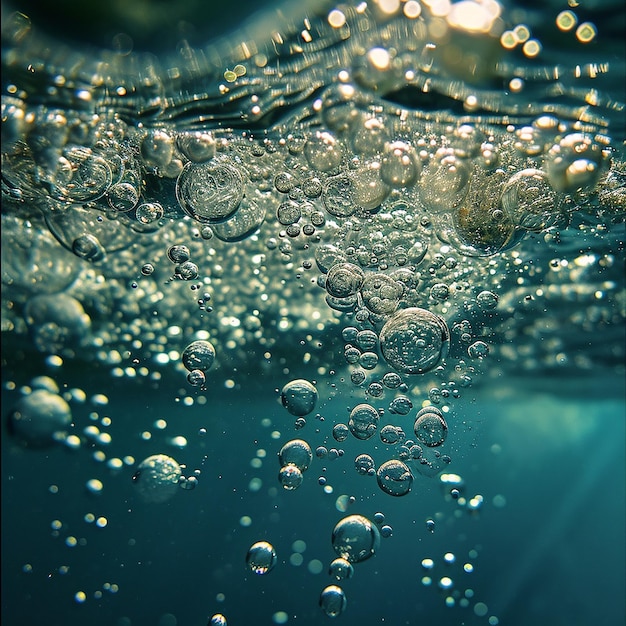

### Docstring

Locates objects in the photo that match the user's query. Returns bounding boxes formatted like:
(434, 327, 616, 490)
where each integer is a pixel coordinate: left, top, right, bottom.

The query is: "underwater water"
(1, 0, 625, 625)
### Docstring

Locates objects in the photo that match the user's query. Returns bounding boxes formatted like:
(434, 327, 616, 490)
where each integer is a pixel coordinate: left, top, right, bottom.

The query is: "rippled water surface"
(2, 1, 624, 625)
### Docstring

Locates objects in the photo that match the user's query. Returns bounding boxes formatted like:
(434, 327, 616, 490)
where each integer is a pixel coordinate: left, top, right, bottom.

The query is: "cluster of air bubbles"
(181, 340, 216, 387)
(167, 244, 199, 281)
(277, 439, 313, 490)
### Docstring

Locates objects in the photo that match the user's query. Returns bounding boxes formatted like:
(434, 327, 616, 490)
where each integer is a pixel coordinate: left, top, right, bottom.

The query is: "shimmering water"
(2, 1, 625, 625)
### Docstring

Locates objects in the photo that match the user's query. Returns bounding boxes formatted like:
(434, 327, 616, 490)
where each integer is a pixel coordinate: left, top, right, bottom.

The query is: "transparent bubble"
(419, 149, 471, 213)
(388, 395, 412, 415)
(328, 558, 354, 581)
(71, 234, 106, 262)
(354, 454, 375, 475)
(361, 273, 404, 315)
(413, 407, 448, 447)
(276, 200, 301, 225)
(182, 340, 216, 372)
(356, 330, 378, 351)
(54, 147, 112, 202)
(187, 369, 206, 387)
(107, 182, 139, 212)
(304, 130, 343, 171)
(545, 133, 608, 193)
(176, 156, 244, 223)
(167, 244, 190, 263)
(174, 261, 199, 280)
(380, 141, 420, 187)
(246, 541, 277, 575)
(476, 290, 498, 310)
(322, 174, 357, 217)
(136, 202, 164, 225)
(8, 389, 72, 447)
(176, 131, 216, 163)
(209, 614, 227, 626)
(359, 351, 379, 370)
(211, 196, 266, 242)
(348, 403, 380, 440)
(24, 293, 91, 353)
(132, 454, 182, 503)
(140, 130, 174, 169)
(280, 379, 318, 416)
(500, 169, 566, 232)
(325, 263, 365, 298)
(344, 346, 361, 364)
(332, 423, 350, 442)
(468, 341, 489, 359)
(331, 514, 380, 563)
(382, 372, 403, 389)
(379, 308, 450, 374)
(380, 424, 403, 444)
(278, 464, 303, 490)
(278, 439, 313, 471)
(319, 585, 347, 617)
(376, 459, 413, 496)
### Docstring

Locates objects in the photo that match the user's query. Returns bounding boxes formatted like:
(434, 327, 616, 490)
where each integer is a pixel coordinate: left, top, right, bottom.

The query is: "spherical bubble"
(348, 403, 380, 440)
(174, 261, 199, 280)
(211, 196, 266, 242)
(356, 329, 378, 351)
(379, 308, 450, 374)
(106, 182, 139, 212)
(280, 379, 318, 416)
(187, 369, 206, 387)
(331, 514, 380, 563)
(209, 614, 227, 626)
(332, 423, 350, 442)
(176, 156, 244, 223)
(376, 459, 413, 496)
(468, 340, 489, 359)
(329, 558, 354, 581)
(325, 263, 365, 298)
(167, 244, 190, 263)
(360, 273, 404, 315)
(278, 439, 313, 471)
(182, 340, 216, 372)
(132, 454, 182, 503)
(359, 351, 379, 370)
(354, 454, 375, 475)
(413, 407, 448, 447)
(141, 130, 174, 169)
(500, 169, 567, 232)
(351, 116, 389, 155)
(8, 389, 72, 447)
(24, 293, 91, 353)
(246, 541, 277, 574)
(419, 148, 471, 212)
(176, 131, 216, 163)
(351, 161, 390, 212)
(315, 243, 347, 273)
(545, 133, 608, 193)
(304, 130, 343, 171)
(388, 395, 412, 415)
(380, 141, 420, 187)
(54, 147, 112, 202)
(319, 585, 347, 617)
(276, 200, 302, 225)
(136, 202, 164, 225)
(476, 290, 498, 310)
(322, 174, 357, 217)
(380, 424, 403, 444)
(278, 464, 304, 490)
(71, 233, 106, 262)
